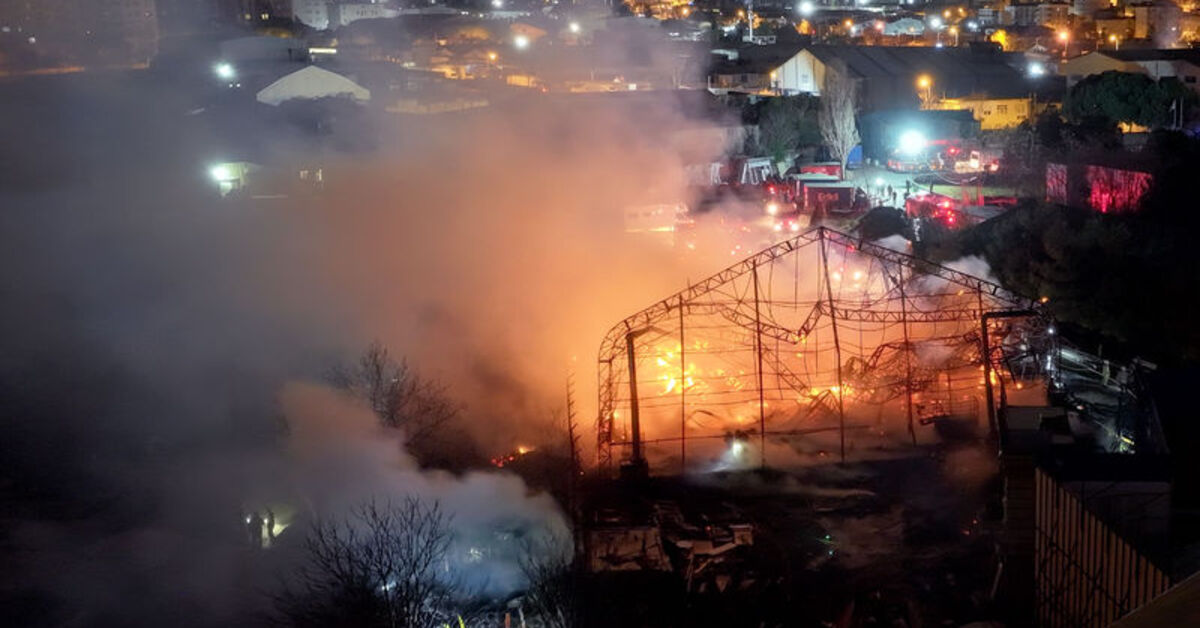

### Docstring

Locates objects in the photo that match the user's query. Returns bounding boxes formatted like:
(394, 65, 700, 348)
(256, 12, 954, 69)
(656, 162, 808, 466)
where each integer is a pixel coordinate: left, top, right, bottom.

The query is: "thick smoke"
(0, 63, 730, 624)
(280, 382, 569, 597)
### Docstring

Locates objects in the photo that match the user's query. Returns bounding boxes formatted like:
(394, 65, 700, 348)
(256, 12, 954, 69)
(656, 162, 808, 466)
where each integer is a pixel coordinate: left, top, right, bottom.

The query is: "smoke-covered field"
(0, 68, 738, 625)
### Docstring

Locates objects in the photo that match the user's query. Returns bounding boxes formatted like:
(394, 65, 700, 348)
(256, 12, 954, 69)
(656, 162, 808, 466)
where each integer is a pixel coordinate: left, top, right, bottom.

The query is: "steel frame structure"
(596, 226, 1041, 474)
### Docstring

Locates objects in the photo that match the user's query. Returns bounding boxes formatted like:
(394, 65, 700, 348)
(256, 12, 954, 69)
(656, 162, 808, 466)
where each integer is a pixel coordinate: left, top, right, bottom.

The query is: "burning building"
(594, 225, 1174, 626)
(596, 226, 1046, 476)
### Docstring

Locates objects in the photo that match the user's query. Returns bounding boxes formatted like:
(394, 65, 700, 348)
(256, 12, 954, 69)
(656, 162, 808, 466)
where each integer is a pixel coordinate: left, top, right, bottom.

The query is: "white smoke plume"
(279, 382, 570, 598)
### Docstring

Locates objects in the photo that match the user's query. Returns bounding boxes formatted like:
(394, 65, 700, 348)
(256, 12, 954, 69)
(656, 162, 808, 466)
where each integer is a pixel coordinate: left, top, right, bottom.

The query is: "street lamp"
(916, 74, 932, 106)
(1109, 34, 1121, 50)
(949, 25, 959, 46)
(797, 1, 815, 17)
(513, 34, 529, 50)
(1057, 30, 1070, 58)
(569, 21, 581, 33)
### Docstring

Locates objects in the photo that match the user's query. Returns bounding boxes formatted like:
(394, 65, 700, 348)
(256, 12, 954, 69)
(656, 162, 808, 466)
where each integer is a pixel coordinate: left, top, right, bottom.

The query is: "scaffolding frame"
(596, 226, 1041, 474)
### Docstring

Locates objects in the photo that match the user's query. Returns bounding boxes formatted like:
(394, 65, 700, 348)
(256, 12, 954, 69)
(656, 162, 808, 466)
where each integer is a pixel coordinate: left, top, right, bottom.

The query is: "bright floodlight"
(491, 0, 503, 7)
(513, 34, 529, 49)
(797, 1, 815, 16)
(214, 62, 235, 80)
(897, 130, 927, 155)
(569, 21, 581, 33)
(209, 164, 234, 182)
(929, 16, 943, 29)
(1028, 61, 1045, 77)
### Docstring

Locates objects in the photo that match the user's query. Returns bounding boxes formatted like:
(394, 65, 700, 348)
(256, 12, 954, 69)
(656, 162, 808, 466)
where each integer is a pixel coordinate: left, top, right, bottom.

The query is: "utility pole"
(624, 328, 651, 477)
(566, 374, 580, 478)
(897, 264, 916, 445)
(818, 228, 848, 463)
(679, 294, 687, 473)
(565, 374, 583, 561)
(752, 261, 768, 469)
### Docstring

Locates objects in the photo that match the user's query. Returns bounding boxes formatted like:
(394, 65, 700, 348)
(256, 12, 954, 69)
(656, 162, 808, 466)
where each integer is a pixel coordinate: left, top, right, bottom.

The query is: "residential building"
(1095, 9, 1137, 40)
(291, 0, 397, 30)
(713, 45, 1039, 111)
(229, 0, 293, 22)
(1008, 1, 1071, 28)
(1131, 0, 1183, 44)
(1060, 49, 1200, 93)
(993, 347, 1172, 625)
(928, 95, 1033, 129)
(1073, 0, 1110, 17)
(292, 0, 330, 29)
(329, 2, 399, 28)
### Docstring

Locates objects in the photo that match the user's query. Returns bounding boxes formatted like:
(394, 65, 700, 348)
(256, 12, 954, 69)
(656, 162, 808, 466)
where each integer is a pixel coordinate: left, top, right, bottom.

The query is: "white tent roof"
(256, 65, 370, 107)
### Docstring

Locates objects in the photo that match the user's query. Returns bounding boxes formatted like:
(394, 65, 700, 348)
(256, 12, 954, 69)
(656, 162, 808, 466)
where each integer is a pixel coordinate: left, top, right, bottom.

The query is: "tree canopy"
(1064, 71, 1195, 128)
(754, 95, 819, 163)
(922, 130, 1200, 364)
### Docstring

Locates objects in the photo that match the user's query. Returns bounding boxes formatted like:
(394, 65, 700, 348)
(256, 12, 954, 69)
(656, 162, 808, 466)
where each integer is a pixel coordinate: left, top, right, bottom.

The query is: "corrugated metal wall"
(1035, 469, 1170, 627)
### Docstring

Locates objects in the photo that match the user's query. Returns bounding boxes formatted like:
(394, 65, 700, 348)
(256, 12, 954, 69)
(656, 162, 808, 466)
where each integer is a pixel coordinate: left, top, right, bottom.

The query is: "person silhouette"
(248, 512, 264, 549)
(265, 508, 276, 547)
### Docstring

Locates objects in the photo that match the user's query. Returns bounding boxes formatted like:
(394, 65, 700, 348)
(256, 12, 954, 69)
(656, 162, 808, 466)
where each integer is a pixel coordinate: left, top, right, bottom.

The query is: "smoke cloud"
(0, 62, 732, 623)
(280, 382, 570, 597)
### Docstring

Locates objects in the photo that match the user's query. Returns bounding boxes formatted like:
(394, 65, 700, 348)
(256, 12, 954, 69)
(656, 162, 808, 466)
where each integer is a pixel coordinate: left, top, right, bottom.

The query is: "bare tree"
(329, 342, 459, 447)
(518, 531, 581, 628)
(756, 96, 819, 164)
(276, 498, 457, 628)
(819, 63, 861, 175)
